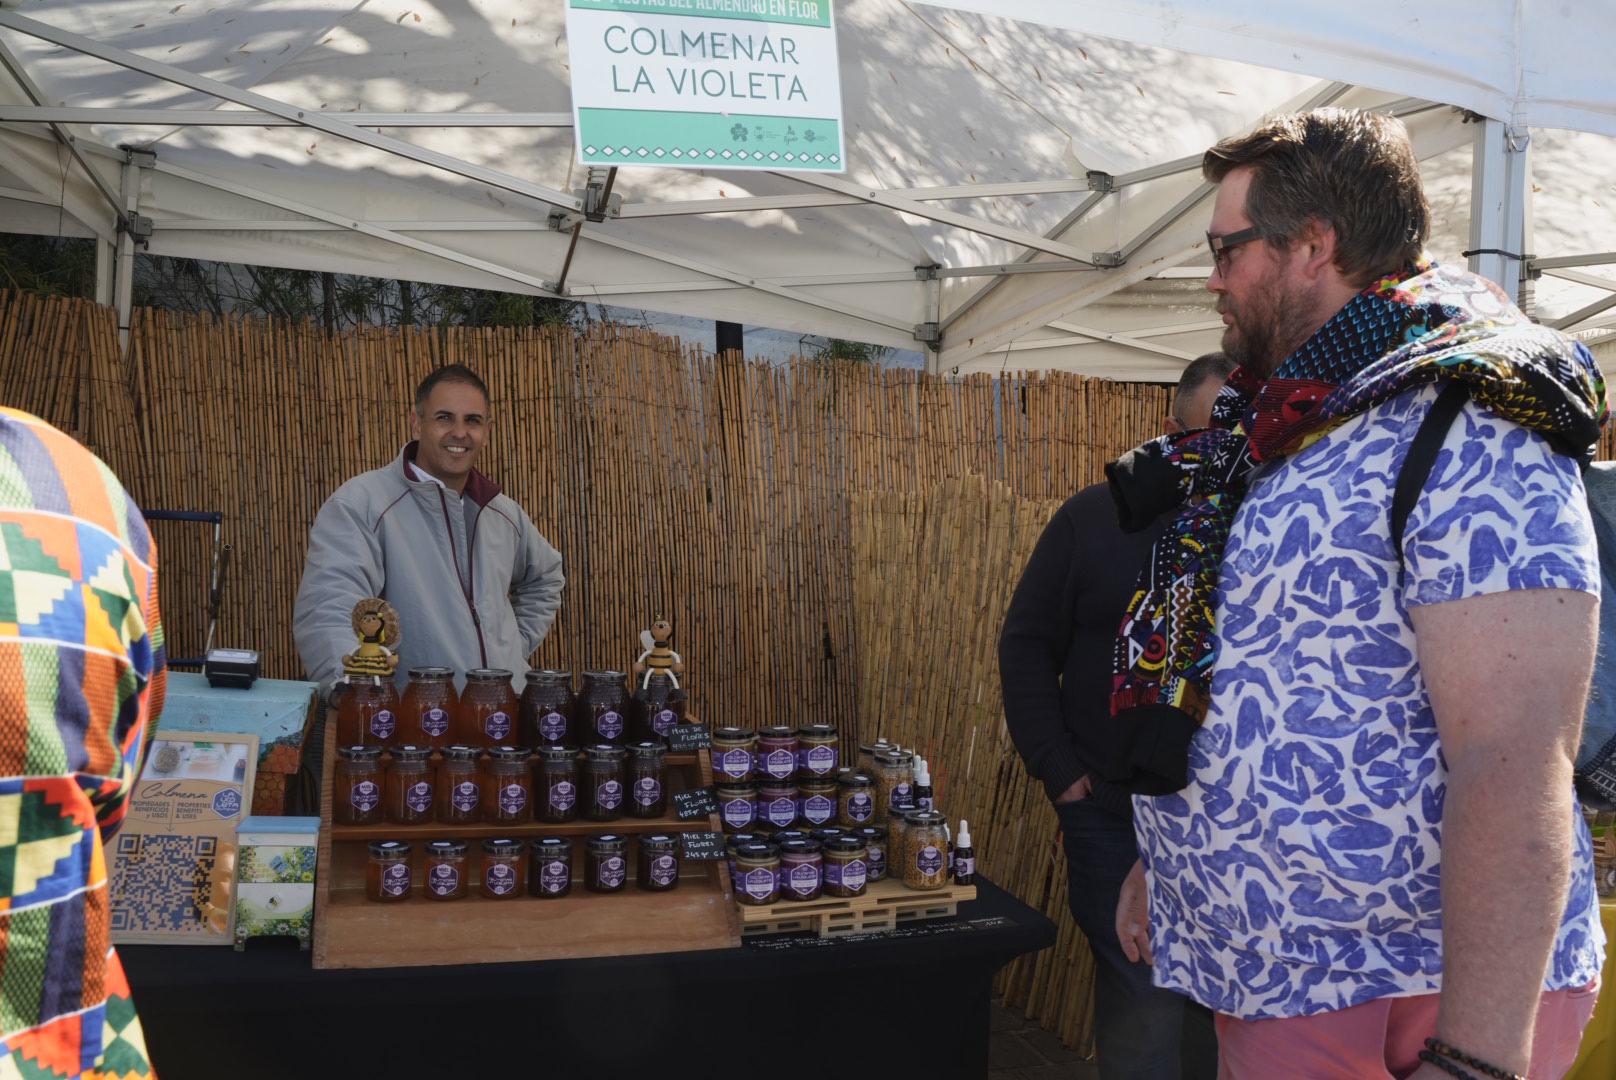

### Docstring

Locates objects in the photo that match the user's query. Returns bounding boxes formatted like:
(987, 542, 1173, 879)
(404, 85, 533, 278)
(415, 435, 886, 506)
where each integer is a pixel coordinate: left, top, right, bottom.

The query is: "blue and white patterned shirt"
(1133, 383, 1607, 1019)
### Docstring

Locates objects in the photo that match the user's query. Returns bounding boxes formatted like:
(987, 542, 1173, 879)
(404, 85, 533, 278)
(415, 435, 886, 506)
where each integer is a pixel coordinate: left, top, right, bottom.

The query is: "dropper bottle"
(914, 757, 934, 811)
(954, 819, 975, 885)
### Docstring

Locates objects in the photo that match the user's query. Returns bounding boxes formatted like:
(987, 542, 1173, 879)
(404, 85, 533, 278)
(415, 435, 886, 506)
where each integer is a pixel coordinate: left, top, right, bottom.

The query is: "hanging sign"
(565, 0, 845, 171)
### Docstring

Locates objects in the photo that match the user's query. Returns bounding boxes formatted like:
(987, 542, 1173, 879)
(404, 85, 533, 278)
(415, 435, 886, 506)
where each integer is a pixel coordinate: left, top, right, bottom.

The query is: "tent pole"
(93, 236, 115, 308)
(1467, 117, 1529, 302)
(113, 148, 153, 353)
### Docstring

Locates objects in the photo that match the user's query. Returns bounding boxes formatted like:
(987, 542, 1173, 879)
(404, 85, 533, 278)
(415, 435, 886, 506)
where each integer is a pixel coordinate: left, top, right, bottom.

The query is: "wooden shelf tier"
(314, 709, 740, 969)
(331, 812, 713, 842)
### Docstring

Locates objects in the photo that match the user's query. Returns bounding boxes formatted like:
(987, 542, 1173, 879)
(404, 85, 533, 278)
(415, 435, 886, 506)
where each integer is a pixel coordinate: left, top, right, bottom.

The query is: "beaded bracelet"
(1423, 1038, 1527, 1080)
(1418, 1050, 1481, 1080)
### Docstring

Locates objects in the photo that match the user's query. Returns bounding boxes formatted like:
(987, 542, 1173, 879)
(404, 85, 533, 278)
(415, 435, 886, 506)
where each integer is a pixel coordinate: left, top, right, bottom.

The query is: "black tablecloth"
(122, 876, 1053, 1079)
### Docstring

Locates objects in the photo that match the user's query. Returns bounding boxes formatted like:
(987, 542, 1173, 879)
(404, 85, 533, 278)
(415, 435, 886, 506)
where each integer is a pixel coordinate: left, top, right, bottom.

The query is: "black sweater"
(998, 482, 1170, 818)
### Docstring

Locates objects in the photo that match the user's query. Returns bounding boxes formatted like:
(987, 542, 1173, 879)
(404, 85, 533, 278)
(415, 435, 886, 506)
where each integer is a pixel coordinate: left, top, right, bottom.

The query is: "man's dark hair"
(1202, 108, 1429, 288)
(414, 363, 490, 412)
(1173, 351, 1236, 420)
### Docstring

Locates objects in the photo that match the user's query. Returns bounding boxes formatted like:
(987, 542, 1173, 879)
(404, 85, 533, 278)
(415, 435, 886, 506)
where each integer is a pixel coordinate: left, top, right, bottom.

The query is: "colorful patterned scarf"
(1102, 261, 1609, 794)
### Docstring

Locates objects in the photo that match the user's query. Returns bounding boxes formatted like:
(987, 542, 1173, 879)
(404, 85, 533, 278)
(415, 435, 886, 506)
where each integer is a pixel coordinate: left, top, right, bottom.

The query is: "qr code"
(109, 833, 219, 934)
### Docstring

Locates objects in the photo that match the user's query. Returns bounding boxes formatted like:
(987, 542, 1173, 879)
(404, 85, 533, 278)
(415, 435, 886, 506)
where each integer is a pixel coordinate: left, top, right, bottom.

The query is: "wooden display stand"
(738, 877, 977, 939)
(312, 719, 741, 970)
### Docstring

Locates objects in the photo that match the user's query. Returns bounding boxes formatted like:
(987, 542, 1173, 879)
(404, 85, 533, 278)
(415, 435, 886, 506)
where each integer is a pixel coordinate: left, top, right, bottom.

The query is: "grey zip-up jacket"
(292, 443, 564, 696)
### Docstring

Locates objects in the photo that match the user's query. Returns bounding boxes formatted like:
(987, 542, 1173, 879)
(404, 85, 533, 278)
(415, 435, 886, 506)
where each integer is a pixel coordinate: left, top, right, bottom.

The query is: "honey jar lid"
(534, 836, 573, 853)
(796, 724, 838, 739)
(581, 669, 626, 681)
(425, 839, 468, 857)
(481, 837, 525, 856)
(778, 838, 822, 856)
(874, 748, 914, 766)
(535, 744, 580, 762)
(837, 771, 875, 788)
(905, 810, 947, 828)
(584, 743, 628, 760)
(640, 833, 679, 852)
(487, 745, 531, 762)
(853, 826, 888, 843)
(769, 829, 810, 845)
(525, 668, 572, 682)
(337, 745, 382, 762)
(630, 741, 667, 759)
(733, 841, 780, 861)
(441, 745, 480, 762)
(809, 827, 846, 843)
(406, 666, 455, 679)
(758, 725, 796, 739)
(587, 833, 629, 851)
(389, 745, 431, 762)
(368, 840, 411, 859)
(465, 668, 515, 680)
(712, 726, 757, 741)
(823, 835, 867, 854)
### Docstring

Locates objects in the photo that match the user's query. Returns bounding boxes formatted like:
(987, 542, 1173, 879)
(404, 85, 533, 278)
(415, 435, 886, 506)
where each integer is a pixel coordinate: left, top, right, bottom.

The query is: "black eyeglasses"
(1207, 226, 1262, 272)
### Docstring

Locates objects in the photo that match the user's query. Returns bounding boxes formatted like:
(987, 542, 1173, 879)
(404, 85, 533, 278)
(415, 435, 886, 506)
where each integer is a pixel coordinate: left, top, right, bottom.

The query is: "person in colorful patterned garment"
(0, 408, 164, 1078)
(1104, 110, 1608, 1079)
(1000, 353, 1232, 1080)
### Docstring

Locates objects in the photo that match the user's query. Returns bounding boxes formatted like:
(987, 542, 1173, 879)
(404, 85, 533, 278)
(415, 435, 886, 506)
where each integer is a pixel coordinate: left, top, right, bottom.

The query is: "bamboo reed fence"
(5, 289, 1615, 1055)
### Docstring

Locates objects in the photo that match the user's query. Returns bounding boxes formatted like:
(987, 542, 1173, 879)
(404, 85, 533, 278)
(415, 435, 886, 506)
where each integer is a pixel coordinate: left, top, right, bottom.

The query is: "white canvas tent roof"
(2, 0, 1614, 381)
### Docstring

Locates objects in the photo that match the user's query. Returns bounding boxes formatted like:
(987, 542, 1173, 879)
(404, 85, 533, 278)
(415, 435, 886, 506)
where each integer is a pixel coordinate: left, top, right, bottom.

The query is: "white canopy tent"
(1, 0, 1613, 381)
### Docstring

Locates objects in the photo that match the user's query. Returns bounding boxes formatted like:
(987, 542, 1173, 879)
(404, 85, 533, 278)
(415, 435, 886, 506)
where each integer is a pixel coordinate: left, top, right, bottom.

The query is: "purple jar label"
(918, 795, 935, 811)
(722, 798, 755, 829)
(405, 780, 433, 813)
(652, 709, 677, 737)
(802, 795, 834, 825)
(421, 707, 449, 738)
(743, 866, 776, 901)
(719, 749, 753, 779)
(824, 861, 842, 888)
(549, 780, 576, 812)
(840, 859, 867, 892)
(917, 845, 944, 877)
(787, 863, 820, 896)
(368, 710, 396, 740)
(539, 711, 567, 742)
(596, 710, 624, 740)
(868, 844, 887, 879)
(499, 783, 528, 815)
(956, 856, 975, 879)
(381, 862, 409, 897)
(764, 797, 797, 828)
(485, 862, 517, 896)
(599, 855, 626, 888)
(649, 854, 677, 887)
(846, 792, 873, 822)
(764, 749, 796, 780)
(633, 777, 662, 808)
(350, 780, 379, 812)
(541, 860, 570, 894)
(804, 745, 837, 775)
(597, 780, 623, 811)
(451, 780, 479, 813)
(891, 783, 914, 809)
(483, 710, 512, 742)
(428, 863, 460, 896)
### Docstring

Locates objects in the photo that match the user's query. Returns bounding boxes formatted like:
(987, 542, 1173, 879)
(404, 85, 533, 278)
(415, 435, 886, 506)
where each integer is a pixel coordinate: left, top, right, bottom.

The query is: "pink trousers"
(1215, 981, 1600, 1079)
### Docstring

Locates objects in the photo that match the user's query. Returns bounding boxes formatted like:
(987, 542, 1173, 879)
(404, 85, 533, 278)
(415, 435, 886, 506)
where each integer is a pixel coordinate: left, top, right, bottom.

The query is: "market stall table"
(121, 875, 1053, 1078)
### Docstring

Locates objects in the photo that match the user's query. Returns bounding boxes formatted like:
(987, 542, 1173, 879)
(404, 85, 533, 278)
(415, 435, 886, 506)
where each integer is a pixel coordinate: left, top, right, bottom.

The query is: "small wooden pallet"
(738, 877, 976, 938)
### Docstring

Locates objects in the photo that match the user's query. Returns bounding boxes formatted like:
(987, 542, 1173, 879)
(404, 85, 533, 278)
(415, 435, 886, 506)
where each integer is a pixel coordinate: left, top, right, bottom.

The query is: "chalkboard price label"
(672, 786, 719, 820)
(679, 831, 727, 861)
(668, 723, 711, 752)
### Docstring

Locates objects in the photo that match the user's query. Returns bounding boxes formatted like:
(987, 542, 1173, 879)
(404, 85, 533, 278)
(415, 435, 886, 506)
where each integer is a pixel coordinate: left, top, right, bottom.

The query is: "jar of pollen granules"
(903, 810, 950, 891)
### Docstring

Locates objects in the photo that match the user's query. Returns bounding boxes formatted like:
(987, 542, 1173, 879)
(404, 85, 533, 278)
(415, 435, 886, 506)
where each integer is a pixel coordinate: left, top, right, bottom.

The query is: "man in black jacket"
(999, 352, 1232, 1080)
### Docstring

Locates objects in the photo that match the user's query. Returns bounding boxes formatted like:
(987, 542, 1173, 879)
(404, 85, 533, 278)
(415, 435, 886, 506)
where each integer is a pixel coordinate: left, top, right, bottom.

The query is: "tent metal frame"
(0, 7, 1595, 372)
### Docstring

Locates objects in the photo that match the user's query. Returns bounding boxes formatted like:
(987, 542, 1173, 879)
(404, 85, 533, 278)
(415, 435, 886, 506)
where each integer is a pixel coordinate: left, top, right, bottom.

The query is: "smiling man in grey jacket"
(293, 364, 565, 695)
